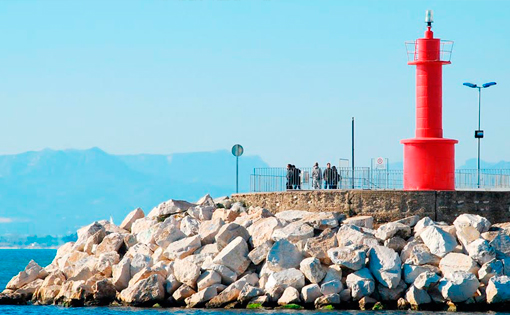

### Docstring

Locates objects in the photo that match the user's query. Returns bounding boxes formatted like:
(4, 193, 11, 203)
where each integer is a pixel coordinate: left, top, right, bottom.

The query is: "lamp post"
(463, 81, 497, 188)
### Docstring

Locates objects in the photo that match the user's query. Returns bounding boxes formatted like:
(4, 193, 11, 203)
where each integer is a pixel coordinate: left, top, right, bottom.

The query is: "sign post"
(231, 144, 244, 193)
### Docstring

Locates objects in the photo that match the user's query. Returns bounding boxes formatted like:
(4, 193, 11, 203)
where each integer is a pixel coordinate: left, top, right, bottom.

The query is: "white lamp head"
(425, 10, 434, 24)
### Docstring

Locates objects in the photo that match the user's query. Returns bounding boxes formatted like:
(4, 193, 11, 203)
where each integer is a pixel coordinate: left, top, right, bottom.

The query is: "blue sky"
(0, 0, 509, 168)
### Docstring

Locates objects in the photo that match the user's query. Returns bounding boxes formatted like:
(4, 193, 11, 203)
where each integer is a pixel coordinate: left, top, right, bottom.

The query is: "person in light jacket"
(312, 162, 322, 189)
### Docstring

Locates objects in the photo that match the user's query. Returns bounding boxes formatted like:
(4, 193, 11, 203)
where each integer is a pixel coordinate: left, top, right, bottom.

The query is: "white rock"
(303, 228, 338, 264)
(266, 239, 303, 272)
(478, 259, 504, 284)
(300, 257, 326, 284)
(414, 272, 440, 290)
(112, 257, 131, 291)
(95, 233, 124, 255)
(301, 284, 322, 304)
(453, 214, 491, 234)
(120, 208, 145, 232)
(420, 225, 457, 257)
(278, 287, 301, 305)
(206, 278, 248, 307)
(402, 264, 440, 284)
(198, 218, 224, 245)
(384, 237, 408, 253)
(315, 293, 341, 308)
(248, 240, 272, 265)
(414, 217, 435, 237)
(213, 236, 250, 275)
(187, 205, 214, 221)
(173, 258, 201, 288)
(368, 245, 402, 289)
(180, 216, 200, 236)
(376, 222, 412, 241)
(336, 224, 377, 248)
(163, 235, 201, 260)
(148, 199, 195, 218)
(238, 285, 264, 303)
(439, 253, 480, 278)
(206, 264, 238, 285)
(346, 268, 375, 300)
(172, 284, 196, 301)
(320, 280, 343, 295)
(130, 253, 153, 276)
(119, 274, 165, 305)
(247, 217, 281, 247)
(265, 268, 306, 291)
(197, 270, 222, 291)
(185, 286, 218, 308)
(6, 260, 48, 290)
(395, 215, 421, 227)
(456, 226, 481, 248)
(323, 265, 343, 283)
(401, 243, 439, 266)
(490, 233, 510, 259)
(272, 221, 314, 243)
(328, 246, 366, 270)
(164, 274, 181, 295)
(438, 271, 480, 303)
(214, 223, 250, 250)
(405, 284, 431, 306)
(96, 251, 120, 277)
(130, 217, 156, 235)
(466, 238, 497, 265)
(275, 210, 310, 223)
(304, 212, 340, 230)
(486, 275, 510, 304)
(343, 216, 374, 229)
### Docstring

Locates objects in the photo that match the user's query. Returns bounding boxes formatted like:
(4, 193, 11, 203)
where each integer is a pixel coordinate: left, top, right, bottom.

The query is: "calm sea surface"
(1, 249, 509, 315)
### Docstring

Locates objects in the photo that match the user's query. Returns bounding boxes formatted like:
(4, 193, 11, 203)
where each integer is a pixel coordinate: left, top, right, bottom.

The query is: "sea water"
(1, 249, 509, 315)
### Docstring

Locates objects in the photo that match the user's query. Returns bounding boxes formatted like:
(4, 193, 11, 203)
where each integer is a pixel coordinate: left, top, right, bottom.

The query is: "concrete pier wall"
(232, 190, 510, 225)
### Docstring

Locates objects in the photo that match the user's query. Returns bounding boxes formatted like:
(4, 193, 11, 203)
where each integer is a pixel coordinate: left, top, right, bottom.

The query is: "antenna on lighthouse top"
(425, 10, 434, 26)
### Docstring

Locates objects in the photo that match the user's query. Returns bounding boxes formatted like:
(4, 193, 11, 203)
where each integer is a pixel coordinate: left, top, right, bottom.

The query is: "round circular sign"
(232, 144, 244, 157)
(376, 157, 384, 165)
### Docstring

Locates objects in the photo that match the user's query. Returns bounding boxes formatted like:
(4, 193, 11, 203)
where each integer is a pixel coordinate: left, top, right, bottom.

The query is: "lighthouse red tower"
(401, 11, 458, 190)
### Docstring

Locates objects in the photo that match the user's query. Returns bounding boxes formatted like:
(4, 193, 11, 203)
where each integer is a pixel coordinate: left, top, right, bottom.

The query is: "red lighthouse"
(401, 11, 458, 190)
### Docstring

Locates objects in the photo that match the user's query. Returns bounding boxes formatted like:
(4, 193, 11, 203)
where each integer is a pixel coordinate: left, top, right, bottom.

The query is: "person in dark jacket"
(292, 165, 301, 189)
(286, 164, 294, 190)
(323, 163, 333, 189)
(331, 166, 340, 189)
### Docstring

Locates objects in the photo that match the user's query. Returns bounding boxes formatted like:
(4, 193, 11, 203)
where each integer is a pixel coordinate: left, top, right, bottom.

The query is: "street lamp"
(463, 81, 497, 188)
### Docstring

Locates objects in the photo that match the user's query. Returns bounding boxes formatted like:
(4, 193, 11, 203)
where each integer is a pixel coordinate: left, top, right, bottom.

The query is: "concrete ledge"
(232, 190, 510, 225)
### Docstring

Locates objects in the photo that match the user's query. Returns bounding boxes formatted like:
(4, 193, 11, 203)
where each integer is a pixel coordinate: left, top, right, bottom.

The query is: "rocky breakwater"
(2, 195, 510, 311)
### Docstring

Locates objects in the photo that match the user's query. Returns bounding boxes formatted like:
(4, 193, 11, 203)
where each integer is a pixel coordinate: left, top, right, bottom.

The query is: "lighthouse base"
(401, 137, 458, 191)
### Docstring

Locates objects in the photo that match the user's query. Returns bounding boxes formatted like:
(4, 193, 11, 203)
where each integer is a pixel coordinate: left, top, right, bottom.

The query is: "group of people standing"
(286, 162, 341, 190)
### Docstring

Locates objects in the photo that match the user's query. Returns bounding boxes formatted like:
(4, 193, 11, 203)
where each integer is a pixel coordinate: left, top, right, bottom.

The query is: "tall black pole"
(477, 87, 482, 189)
(352, 117, 355, 189)
(236, 156, 239, 193)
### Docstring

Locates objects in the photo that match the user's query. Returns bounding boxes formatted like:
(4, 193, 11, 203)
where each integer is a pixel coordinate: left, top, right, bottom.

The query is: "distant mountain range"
(0, 148, 268, 236)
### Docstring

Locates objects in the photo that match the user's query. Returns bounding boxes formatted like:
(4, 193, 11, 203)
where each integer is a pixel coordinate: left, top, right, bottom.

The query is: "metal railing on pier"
(250, 167, 510, 192)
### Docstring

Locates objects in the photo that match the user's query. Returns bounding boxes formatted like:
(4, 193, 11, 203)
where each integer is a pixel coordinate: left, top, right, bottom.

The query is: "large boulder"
(180, 216, 200, 237)
(188, 205, 215, 221)
(147, 199, 195, 218)
(172, 284, 196, 301)
(214, 223, 250, 250)
(301, 284, 322, 304)
(402, 264, 440, 284)
(414, 271, 440, 290)
(248, 240, 272, 265)
(478, 259, 504, 284)
(74, 222, 106, 251)
(130, 217, 157, 235)
(420, 226, 457, 257)
(304, 212, 341, 230)
(278, 287, 301, 305)
(346, 268, 375, 300)
(119, 274, 165, 306)
(112, 257, 131, 291)
(453, 214, 491, 234)
(198, 218, 224, 245)
(265, 268, 306, 291)
(197, 270, 222, 291)
(271, 221, 314, 243)
(163, 235, 201, 260)
(6, 260, 48, 290)
(92, 279, 117, 305)
(185, 286, 218, 308)
(275, 210, 310, 223)
(95, 233, 124, 255)
(205, 278, 248, 308)
(368, 245, 402, 289)
(173, 258, 201, 288)
(405, 285, 431, 306)
(486, 275, 510, 304)
(300, 257, 326, 284)
(337, 224, 377, 248)
(119, 208, 145, 232)
(96, 251, 120, 277)
(303, 228, 338, 264)
(328, 246, 366, 270)
(400, 243, 440, 266)
(212, 236, 250, 275)
(375, 222, 412, 241)
(437, 271, 480, 303)
(490, 233, 510, 259)
(247, 217, 282, 247)
(466, 238, 496, 265)
(343, 216, 374, 229)
(205, 264, 238, 285)
(439, 253, 480, 277)
(266, 239, 303, 271)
